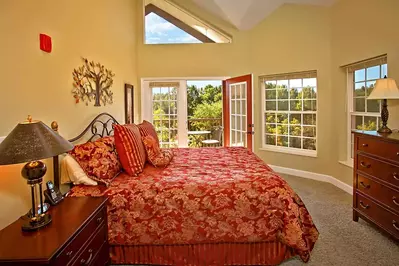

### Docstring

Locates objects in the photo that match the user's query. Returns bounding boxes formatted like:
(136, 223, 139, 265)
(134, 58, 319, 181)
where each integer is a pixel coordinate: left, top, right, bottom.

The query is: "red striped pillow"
(114, 124, 146, 176)
(138, 120, 160, 147)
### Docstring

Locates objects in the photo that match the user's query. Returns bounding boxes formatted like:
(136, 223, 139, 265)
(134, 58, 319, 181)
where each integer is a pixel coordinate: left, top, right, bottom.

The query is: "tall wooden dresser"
(353, 130, 399, 240)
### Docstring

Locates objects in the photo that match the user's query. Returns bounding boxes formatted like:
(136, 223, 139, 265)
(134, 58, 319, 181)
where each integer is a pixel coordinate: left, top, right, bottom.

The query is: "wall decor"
(72, 58, 115, 106)
(124, 83, 134, 124)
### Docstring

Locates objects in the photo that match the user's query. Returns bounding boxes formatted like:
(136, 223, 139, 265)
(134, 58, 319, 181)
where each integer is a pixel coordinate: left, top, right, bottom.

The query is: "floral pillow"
(68, 136, 121, 186)
(138, 120, 160, 147)
(142, 135, 174, 167)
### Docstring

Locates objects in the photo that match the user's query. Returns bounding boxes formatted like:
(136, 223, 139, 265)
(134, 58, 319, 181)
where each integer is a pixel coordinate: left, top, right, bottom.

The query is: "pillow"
(68, 136, 121, 186)
(138, 120, 160, 147)
(142, 135, 174, 167)
(61, 154, 98, 186)
(114, 124, 146, 176)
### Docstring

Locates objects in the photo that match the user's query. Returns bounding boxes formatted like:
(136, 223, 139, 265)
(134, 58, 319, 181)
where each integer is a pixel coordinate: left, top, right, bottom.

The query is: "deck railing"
(187, 117, 222, 131)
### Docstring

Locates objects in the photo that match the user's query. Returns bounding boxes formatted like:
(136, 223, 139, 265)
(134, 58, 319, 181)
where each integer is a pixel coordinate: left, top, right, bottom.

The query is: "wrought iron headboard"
(51, 112, 120, 189)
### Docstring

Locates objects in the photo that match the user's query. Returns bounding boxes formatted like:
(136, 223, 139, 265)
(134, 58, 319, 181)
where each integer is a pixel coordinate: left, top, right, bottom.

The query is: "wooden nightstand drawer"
(355, 193, 399, 239)
(71, 225, 107, 266)
(357, 135, 399, 163)
(357, 175, 399, 213)
(0, 197, 109, 266)
(56, 205, 106, 266)
(356, 154, 399, 189)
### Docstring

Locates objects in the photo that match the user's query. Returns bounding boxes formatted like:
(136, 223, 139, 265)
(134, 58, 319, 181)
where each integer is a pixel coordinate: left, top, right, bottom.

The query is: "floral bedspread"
(68, 147, 319, 261)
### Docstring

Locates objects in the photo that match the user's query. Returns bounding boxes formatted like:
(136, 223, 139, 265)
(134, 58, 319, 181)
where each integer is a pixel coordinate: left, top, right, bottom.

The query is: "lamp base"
(377, 125, 392, 134)
(21, 213, 52, 231)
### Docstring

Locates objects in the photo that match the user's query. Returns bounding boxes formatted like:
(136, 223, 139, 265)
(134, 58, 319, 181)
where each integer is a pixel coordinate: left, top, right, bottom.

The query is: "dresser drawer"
(356, 154, 399, 189)
(56, 206, 106, 266)
(357, 175, 399, 213)
(357, 135, 399, 163)
(355, 193, 399, 239)
(71, 225, 107, 266)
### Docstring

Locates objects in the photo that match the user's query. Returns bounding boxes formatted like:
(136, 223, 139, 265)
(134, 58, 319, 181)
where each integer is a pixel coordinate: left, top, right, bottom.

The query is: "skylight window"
(144, 0, 232, 45)
(145, 13, 201, 44)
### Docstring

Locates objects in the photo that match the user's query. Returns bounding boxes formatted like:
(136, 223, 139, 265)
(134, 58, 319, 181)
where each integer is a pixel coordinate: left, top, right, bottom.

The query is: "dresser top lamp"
(368, 77, 399, 133)
(0, 116, 73, 231)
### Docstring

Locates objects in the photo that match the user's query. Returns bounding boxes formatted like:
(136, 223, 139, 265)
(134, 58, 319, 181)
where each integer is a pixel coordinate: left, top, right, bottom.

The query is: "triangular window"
(145, 0, 232, 44)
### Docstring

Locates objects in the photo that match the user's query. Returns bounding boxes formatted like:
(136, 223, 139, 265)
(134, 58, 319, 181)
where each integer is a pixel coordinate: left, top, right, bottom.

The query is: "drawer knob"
(393, 196, 399, 206)
(96, 217, 103, 223)
(360, 162, 371, 168)
(80, 249, 93, 266)
(359, 201, 370, 209)
(359, 182, 370, 189)
(393, 220, 399, 231)
(362, 143, 368, 147)
(66, 250, 73, 257)
(394, 173, 399, 181)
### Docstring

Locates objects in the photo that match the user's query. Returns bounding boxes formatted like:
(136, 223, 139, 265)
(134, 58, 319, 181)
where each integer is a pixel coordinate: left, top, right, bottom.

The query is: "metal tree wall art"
(72, 58, 115, 106)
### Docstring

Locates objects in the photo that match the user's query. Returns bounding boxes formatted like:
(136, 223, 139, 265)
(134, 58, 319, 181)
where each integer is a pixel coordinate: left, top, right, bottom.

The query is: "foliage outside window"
(348, 62, 387, 158)
(263, 75, 317, 155)
(152, 86, 178, 148)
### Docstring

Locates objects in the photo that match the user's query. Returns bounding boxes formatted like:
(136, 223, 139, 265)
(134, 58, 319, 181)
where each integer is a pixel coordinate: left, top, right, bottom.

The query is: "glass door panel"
(230, 82, 247, 147)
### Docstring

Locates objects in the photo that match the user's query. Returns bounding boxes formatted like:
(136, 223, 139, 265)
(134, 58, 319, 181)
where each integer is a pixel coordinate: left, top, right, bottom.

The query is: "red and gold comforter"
(68, 147, 318, 262)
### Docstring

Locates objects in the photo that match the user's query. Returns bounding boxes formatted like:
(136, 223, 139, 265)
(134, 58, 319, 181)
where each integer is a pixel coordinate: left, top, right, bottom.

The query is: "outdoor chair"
(202, 126, 223, 147)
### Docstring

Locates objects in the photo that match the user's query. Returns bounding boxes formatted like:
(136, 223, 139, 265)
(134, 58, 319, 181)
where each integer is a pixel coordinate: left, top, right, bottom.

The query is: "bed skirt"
(110, 242, 295, 265)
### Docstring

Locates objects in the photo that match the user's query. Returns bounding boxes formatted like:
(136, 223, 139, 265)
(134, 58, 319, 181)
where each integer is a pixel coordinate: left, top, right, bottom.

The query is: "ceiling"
(191, 0, 336, 30)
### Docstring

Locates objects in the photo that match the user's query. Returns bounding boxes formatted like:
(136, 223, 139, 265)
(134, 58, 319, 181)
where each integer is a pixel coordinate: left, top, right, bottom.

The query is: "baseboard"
(269, 164, 353, 195)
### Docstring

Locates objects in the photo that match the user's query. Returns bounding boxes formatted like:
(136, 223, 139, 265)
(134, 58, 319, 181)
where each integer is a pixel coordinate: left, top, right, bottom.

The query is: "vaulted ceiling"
(191, 0, 336, 30)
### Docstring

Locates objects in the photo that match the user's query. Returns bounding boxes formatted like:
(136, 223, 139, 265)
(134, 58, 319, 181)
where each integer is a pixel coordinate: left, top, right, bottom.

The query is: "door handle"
(248, 124, 254, 127)
(246, 131, 254, 135)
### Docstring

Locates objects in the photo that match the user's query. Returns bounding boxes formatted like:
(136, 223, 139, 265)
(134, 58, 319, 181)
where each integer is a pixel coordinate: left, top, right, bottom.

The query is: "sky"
(145, 13, 201, 44)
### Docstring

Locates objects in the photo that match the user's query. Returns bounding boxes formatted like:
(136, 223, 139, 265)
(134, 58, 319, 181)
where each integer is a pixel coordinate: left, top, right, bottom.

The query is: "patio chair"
(202, 126, 223, 147)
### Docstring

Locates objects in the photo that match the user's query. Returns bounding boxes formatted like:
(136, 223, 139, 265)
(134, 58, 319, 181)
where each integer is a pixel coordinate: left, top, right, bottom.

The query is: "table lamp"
(368, 77, 399, 133)
(0, 116, 73, 231)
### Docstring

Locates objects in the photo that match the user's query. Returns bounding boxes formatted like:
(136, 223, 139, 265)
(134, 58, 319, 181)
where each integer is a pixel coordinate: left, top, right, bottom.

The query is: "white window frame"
(260, 72, 318, 157)
(342, 55, 387, 167)
(141, 77, 227, 148)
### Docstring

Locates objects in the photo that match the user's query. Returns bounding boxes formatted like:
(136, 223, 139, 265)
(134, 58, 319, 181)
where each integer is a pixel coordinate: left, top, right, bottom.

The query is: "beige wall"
(331, 0, 399, 184)
(138, 2, 334, 175)
(0, 0, 138, 229)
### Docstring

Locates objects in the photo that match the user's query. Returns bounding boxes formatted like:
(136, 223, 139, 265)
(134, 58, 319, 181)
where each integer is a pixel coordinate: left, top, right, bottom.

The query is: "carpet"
(113, 175, 399, 266)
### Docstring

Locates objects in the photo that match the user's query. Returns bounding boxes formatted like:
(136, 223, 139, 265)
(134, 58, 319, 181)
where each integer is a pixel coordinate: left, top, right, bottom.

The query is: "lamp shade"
(0, 120, 73, 165)
(368, 78, 399, 100)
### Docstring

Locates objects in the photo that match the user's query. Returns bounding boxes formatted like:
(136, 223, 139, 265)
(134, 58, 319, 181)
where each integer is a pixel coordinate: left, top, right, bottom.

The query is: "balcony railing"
(187, 117, 222, 131)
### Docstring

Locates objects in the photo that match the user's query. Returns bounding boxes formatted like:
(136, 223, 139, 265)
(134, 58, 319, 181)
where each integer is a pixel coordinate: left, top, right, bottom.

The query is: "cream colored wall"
(0, 0, 138, 229)
(138, 2, 334, 176)
(331, 0, 399, 185)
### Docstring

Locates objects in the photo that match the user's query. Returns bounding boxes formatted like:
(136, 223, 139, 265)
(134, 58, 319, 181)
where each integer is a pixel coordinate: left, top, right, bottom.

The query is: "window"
(261, 71, 317, 156)
(151, 82, 179, 148)
(346, 55, 387, 160)
(144, 0, 231, 44)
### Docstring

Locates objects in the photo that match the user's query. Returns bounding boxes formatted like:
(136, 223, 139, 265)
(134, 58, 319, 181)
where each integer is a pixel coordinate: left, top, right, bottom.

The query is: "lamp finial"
(27, 115, 32, 123)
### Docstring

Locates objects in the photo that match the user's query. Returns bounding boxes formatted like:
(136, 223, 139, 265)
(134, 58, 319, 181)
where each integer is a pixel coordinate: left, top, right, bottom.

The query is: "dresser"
(0, 197, 109, 265)
(353, 130, 399, 240)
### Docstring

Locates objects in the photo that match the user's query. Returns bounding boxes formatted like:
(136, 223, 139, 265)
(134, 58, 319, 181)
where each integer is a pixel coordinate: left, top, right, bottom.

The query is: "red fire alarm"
(40, 34, 52, 53)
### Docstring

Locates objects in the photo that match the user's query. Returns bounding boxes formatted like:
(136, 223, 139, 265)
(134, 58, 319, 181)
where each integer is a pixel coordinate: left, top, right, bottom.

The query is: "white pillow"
(60, 154, 98, 186)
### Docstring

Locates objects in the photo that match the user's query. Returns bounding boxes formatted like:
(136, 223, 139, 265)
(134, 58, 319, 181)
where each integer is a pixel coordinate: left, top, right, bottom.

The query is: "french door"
(223, 74, 253, 151)
(141, 80, 188, 148)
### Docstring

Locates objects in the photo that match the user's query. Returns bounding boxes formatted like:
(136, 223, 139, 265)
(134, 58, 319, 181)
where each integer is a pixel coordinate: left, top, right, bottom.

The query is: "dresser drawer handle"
(96, 217, 103, 223)
(393, 196, 399, 206)
(80, 249, 93, 265)
(360, 162, 371, 168)
(393, 173, 399, 181)
(359, 201, 370, 209)
(362, 143, 368, 147)
(359, 182, 370, 189)
(393, 220, 399, 231)
(66, 250, 73, 257)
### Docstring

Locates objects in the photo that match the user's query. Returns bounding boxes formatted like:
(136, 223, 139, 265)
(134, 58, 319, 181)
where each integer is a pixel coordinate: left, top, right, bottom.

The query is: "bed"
(52, 113, 319, 265)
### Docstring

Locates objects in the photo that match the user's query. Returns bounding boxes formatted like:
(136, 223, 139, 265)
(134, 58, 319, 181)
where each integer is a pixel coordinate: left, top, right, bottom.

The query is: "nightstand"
(0, 197, 109, 265)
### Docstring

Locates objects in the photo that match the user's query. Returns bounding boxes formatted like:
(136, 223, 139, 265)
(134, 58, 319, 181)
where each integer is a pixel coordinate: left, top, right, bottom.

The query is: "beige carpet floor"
(114, 175, 399, 266)
(281, 174, 399, 266)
